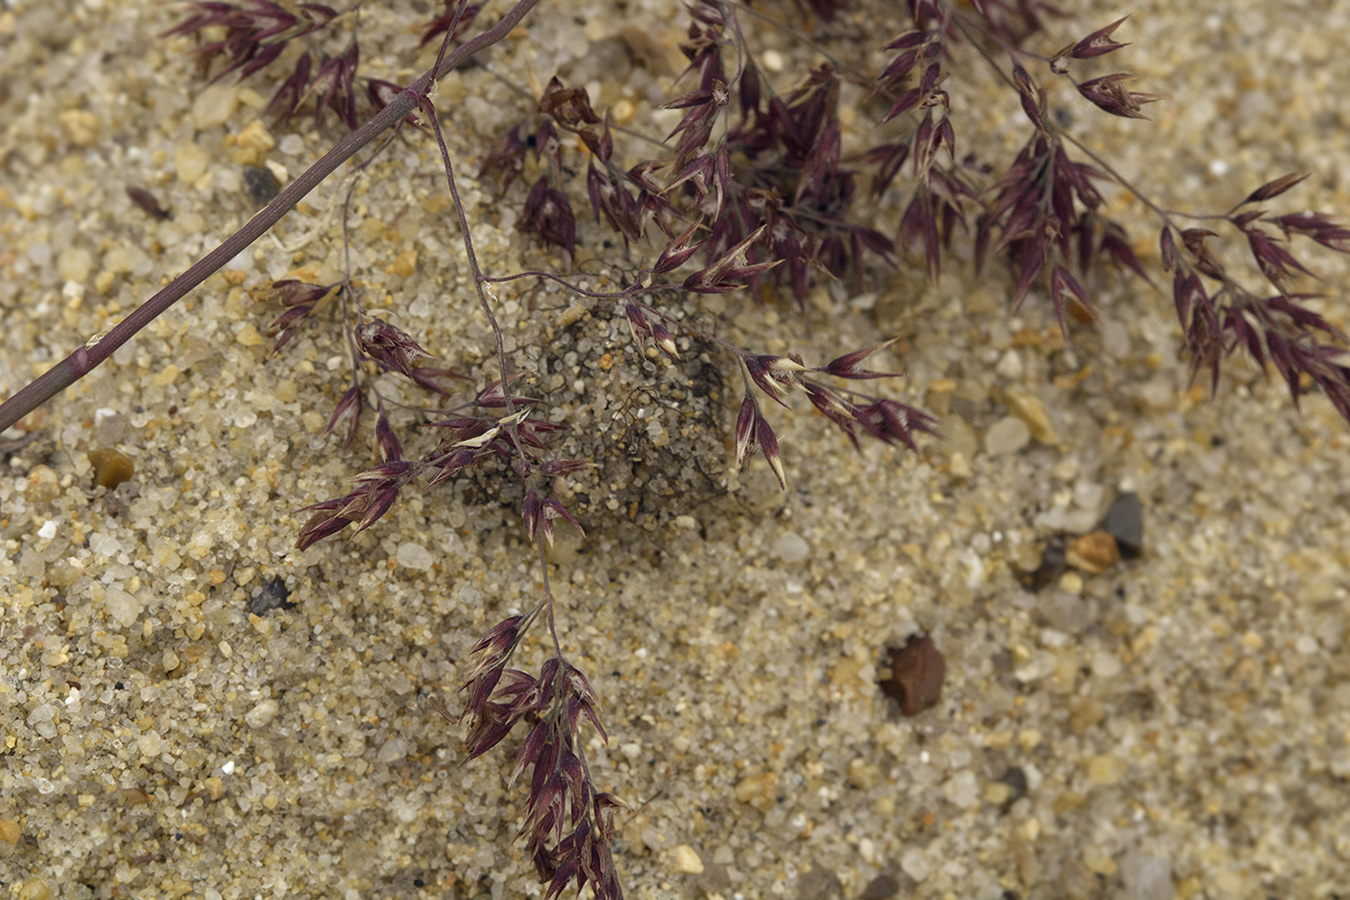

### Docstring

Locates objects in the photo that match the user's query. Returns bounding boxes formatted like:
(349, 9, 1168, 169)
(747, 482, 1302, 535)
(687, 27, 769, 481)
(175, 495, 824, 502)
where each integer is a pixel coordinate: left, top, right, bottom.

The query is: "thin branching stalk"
(0, 0, 541, 434)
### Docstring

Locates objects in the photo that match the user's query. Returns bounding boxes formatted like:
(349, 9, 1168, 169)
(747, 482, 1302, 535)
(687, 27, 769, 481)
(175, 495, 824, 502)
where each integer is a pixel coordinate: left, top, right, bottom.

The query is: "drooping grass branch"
(0, 0, 540, 435)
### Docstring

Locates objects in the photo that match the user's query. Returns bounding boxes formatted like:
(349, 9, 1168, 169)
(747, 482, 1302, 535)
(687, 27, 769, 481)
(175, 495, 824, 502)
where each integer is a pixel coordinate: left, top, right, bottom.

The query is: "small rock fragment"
(733, 771, 777, 809)
(138, 731, 163, 757)
(234, 120, 276, 160)
(377, 737, 408, 764)
(24, 465, 61, 503)
(1003, 386, 1058, 444)
(0, 817, 20, 845)
(1020, 540, 1067, 591)
(249, 576, 294, 615)
(878, 633, 945, 716)
(59, 109, 100, 146)
(235, 322, 263, 347)
(998, 767, 1029, 810)
(122, 788, 153, 806)
(244, 698, 279, 728)
(191, 82, 239, 128)
(1040, 589, 1091, 634)
(1087, 753, 1128, 785)
(1120, 850, 1172, 900)
(1104, 491, 1144, 558)
(899, 847, 931, 882)
(773, 531, 809, 563)
(1058, 570, 1084, 595)
(942, 770, 979, 808)
(940, 415, 978, 462)
(1065, 531, 1121, 575)
(242, 166, 280, 206)
(670, 844, 703, 874)
(984, 416, 1030, 456)
(396, 542, 434, 571)
(104, 587, 144, 628)
(174, 142, 210, 184)
(56, 244, 94, 283)
(89, 447, 134, 489)
(995, 349, 1024, 380)
(389, 248, 419, 277)
(17, 877, 55, 900)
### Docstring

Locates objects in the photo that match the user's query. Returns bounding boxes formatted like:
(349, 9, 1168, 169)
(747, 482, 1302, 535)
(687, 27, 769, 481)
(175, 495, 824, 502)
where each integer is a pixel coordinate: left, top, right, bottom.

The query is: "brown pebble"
(0, 817, 20, 844)
(89, 447, 134, 489)
(122, 787, 153, 806)
(878, 633, 945, 716)
(1065, 531, 1121, 575)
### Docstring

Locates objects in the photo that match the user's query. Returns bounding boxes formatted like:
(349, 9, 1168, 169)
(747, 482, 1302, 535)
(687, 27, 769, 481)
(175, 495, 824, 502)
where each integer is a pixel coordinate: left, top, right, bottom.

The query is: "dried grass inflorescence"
(3, 0, 1349, 896)
(452, 614, 622, 899)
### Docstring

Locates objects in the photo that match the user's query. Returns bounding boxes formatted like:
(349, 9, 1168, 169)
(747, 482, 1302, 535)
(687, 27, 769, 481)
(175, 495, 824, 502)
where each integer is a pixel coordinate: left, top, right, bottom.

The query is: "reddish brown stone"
(1066, 530, 1122, 575)
(878, 634, 945, 716)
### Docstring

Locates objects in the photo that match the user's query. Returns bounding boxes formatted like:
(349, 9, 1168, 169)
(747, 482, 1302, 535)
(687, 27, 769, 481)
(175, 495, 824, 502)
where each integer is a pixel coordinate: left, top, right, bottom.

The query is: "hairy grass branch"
(0, 0, 541, 434)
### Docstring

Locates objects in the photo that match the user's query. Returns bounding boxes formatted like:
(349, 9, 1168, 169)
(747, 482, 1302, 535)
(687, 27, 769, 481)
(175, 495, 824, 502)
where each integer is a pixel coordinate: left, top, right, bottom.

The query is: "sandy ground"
(3, 2, 1350, 898)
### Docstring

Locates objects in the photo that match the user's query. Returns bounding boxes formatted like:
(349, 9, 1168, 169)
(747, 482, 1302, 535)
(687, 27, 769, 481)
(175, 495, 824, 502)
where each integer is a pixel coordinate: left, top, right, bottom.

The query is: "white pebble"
(773, 531, 810, 563)
(138, 732, 163, 757)
(28, 703, 57, 726)
(191, 83, 239, 129)
(377, 737, 408, 764)
(984, 416, 1030, 456)
(1120, 850, 1172, 900)
(175, 142, 209, 184)
(396, 542, 433, 571)
(104, 588, 143, 628)
(900, 846, 931, 882)
(244, 699, 279, 729)
(943, 770, 979, 808)
(995, 349, 1023, 380)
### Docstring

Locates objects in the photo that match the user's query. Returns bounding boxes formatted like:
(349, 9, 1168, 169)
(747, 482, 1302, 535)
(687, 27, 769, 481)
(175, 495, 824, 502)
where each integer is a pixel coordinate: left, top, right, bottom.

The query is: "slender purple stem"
(0, 0, 540, 434)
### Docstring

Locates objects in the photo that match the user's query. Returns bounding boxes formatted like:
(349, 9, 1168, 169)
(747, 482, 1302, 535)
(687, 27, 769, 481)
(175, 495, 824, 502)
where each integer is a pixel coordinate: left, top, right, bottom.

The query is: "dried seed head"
(755, 415, 786, 490)
(734, 395, 757, 467)
(625, 303, 651, 352)
(356, 318, 434, 377)
(1076, 72, 1160, 120)
(651, 323, 680, 360)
